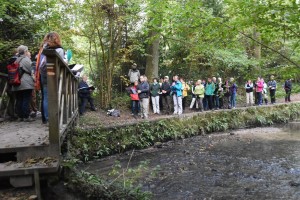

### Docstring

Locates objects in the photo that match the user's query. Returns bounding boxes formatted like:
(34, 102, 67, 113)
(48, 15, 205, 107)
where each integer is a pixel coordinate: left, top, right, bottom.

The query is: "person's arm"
(140, 83, 149, 93)
(128, 69, 131, 77)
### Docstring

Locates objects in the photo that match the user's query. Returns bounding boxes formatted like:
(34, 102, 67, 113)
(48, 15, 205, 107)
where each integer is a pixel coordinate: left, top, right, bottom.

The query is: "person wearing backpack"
(36, 32, 65, 124)
(284, 78, 292, 102)
(11, 45, 35, 122)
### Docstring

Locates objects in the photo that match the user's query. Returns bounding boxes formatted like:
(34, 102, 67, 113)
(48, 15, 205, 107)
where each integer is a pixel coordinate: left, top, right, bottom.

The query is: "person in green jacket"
(150, 78, 161, 114)
(205, 78, 215, 110)
(194, 80, 205, 111)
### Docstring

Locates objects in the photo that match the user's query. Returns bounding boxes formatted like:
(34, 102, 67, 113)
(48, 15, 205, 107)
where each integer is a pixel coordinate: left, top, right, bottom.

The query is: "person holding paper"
(79, 75, 96, 115)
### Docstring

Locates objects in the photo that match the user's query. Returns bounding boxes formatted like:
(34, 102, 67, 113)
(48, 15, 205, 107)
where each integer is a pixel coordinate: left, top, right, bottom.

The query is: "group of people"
(6, 32, 65, 124)
(127, 64, 293, 119)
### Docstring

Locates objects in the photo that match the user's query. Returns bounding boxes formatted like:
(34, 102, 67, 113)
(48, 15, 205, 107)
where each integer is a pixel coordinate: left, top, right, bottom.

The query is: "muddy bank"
(82, 126, 300, 199)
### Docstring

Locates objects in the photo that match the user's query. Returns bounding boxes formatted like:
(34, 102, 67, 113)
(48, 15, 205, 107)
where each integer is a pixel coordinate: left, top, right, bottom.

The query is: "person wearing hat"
(128, 63, 140, 84)
(12, 45, 35, 122)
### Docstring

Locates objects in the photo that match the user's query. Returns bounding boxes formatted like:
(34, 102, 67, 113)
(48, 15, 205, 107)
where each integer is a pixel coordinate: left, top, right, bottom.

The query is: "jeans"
(285, 89, 291, 102)
(270, 89, 276, 103)
(140, 98, 149, 118)
(206, 95, 213, 110)
(151, 96, 160, 114)
(256, 92, 262, 105)
(173, 94, 182, 114)
(162, 94, 171, 114)
(131, 100, 140, 115)
(230, 93, 236, 108)
(80, 96, 96, 114)
(246, 92, 254, 105)
(195, 96, 203, 111)
(213, 95, 219, 109)
(41, 75, 48, 122)
(15, 89, 32, 119)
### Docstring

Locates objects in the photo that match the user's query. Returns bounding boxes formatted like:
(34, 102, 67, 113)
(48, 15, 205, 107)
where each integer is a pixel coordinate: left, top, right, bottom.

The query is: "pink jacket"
(256, 80, 264, 92)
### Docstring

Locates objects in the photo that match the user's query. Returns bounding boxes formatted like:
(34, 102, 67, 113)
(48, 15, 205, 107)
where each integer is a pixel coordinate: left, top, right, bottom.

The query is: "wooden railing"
(43, 49, 79, 150)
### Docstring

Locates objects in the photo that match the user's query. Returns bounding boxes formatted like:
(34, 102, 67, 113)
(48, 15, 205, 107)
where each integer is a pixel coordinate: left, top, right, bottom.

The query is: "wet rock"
(229, 132, 235, 135)
(29, 195, 38, 200)
(211, 168, 217, 172)
(289, 181, 300, 187)
(154, 142, 163, 148)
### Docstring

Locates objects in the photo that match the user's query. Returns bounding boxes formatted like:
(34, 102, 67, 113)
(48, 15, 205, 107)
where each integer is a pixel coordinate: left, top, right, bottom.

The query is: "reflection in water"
(84, 125, 300, 200)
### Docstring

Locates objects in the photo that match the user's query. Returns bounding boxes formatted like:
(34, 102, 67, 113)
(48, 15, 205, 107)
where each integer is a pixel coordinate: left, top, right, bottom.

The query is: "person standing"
(150, 78, 161, 114)
(137, 75, 150, 119)
(245, 80, 254, 106)
(189, 81, 197, 109)
(256, 77, 264, 106)
(130, 80, 140, 116)
(204, 78, 215, 110)
(128, 63, 140, 84)
(194, 80, 204, 111)
(229, 78, 237, 109)
(222, 79, 230, 109)
(78, 75, 96, 115)
(180, 77, 190, 112)
(284, 78, 292, 102)
(161, 76, 172, 115)
(212, 77, 219, 109)
(171, 75, 183, 115)
(262, 78, 268, 105)
(268, 75, 277, 104)
(12, 45, 35, 122)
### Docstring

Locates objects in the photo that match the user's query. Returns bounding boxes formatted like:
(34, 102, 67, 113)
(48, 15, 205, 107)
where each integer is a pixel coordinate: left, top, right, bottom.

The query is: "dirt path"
(80, 94, 300, 129)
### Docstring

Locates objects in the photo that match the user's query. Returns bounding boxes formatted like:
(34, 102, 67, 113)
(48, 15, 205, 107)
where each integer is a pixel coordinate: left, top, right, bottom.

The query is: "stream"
(82, 124, 300, 199)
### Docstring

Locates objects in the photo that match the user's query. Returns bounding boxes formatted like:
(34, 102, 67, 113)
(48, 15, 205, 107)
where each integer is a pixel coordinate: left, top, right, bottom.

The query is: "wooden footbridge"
(0, 50, 79, 198)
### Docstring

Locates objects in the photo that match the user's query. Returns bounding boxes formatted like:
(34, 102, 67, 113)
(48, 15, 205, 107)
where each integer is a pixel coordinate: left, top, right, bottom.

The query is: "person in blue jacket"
(171, 75, 183, 115)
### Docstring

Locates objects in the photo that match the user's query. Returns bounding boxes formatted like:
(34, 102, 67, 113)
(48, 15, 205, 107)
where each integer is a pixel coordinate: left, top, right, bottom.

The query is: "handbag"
(130, 93, 139, 101)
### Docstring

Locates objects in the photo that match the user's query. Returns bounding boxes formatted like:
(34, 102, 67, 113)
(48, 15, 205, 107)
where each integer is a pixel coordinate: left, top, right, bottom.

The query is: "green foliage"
(67, 169, 151, 200)
(70, 103, 300, 163)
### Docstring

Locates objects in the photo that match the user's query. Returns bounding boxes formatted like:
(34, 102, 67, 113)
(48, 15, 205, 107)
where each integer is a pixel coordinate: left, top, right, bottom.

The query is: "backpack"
(7, 57, 24, 86)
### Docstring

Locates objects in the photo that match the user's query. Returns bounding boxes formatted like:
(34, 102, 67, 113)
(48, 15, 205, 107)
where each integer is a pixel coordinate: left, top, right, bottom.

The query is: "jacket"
(205, 82, 215, 96)
(245, 83, 253, 93)
(230, 83, 237, 94)
(12, 55, 34, 91)
(150, 83, 160, 97)
(268, 80, 276, 90)
(256, 80, 264, 92)
(161, 81, 171, 95)
(128, 69, 140, 83)
(78, 81, 91, 98)
(194, 84, 205, 98)
(171, 81, 182, 97)
(284, 80, 292, 90)
(181, 82, 190, 97)
(137, 81, 149, 99)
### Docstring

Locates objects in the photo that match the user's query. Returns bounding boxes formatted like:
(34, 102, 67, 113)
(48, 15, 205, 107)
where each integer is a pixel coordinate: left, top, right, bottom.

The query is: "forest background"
(0, 0, 299, 108)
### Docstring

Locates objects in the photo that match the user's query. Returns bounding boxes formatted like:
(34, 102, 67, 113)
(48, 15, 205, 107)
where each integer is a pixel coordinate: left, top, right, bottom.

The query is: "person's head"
(270, 75, 274, 80)
(261, 78, 264, 83)
(132, 63, 137, 69)
(257, 77, 261, 81)
(17, 45, 29, 56)
(207, 78, 212, 83)
(180, 77, 184, 82)
(153, 78, 158, 83)
(218, 77, 222, 83)
(160, 77, 164, 83)
(164, 76, 169, 82)
(26, 51, 31, 59)
(174, 75, 179, 81)
(212, 77, 216, 82)
(230, 77, 234, 83)
(196, 80, 201, 85)
(82, 75, 88, 82)
(46, 32, 62, 47)
(140, 75, 145, 82)
(134, 80, 138, 86)
(247, 80, 252, 84)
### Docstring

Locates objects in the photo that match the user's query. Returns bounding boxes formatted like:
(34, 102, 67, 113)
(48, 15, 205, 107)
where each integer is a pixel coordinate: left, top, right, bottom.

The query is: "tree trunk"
(145, 30, 160, 80)
(253, 27, 261, 59)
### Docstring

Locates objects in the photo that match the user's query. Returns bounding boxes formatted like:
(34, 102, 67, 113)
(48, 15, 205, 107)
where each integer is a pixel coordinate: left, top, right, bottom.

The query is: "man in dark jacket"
(161, 76, 172, 114)
(78, 75, 96, 115)
(137, 75, 149, 119)
(284, 78, 292, 102)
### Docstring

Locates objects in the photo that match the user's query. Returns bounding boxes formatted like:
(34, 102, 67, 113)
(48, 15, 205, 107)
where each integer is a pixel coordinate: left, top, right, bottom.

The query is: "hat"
(17, 45, 28, 54)
(132, 63, 137, 67)
(164, 76, 169, 79)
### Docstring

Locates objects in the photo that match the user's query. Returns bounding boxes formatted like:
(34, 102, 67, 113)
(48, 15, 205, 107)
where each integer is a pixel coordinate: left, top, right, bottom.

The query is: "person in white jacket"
(245, 80, 254, 106)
